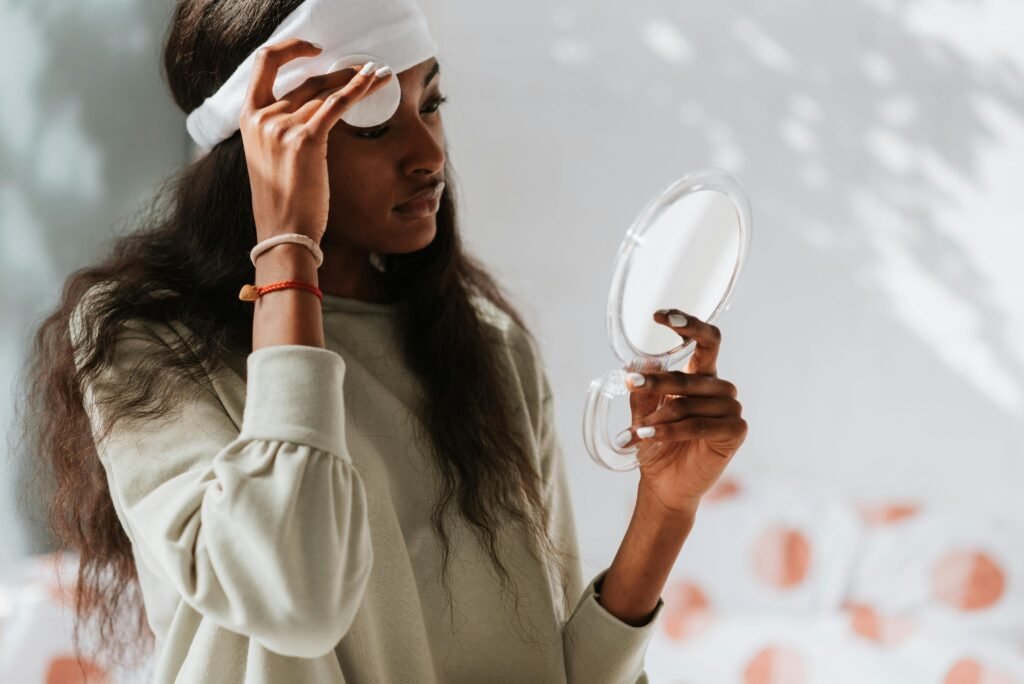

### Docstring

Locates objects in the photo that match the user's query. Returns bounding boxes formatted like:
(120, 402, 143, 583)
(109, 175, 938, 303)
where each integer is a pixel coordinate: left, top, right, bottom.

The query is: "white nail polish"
(626, 372, 646, 387)
(613, 429, 632, 448)
(374, 65, 392, 78)
(668, 313, 688, 327)
(358, 61, 376, 76)
(636, 426, 656, 438)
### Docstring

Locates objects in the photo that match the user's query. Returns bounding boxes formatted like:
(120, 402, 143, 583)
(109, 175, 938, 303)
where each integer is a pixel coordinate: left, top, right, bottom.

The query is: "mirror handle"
(583, 369, 642, 471)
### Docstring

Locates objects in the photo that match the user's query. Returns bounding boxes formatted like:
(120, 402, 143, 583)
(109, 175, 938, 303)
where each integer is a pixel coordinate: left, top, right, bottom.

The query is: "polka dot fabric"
(641, 467, 1024, 683)
(630, 469, 864, 616)
(4, 472, 1024, 683)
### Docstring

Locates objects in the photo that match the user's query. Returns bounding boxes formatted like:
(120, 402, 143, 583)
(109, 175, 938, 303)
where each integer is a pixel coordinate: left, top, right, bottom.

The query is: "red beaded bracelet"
(238, 279, 323, 303)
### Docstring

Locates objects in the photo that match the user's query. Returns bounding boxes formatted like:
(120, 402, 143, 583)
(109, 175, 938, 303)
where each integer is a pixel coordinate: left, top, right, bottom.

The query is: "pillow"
(625, 464, 864, 636)
(844, 499, 1024, 643)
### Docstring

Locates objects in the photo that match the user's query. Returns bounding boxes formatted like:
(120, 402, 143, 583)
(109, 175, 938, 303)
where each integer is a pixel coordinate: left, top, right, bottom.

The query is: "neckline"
(321, 291, 403, 314)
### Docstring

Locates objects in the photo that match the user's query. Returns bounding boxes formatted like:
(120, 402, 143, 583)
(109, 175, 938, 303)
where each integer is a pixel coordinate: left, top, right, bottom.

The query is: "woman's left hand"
(617, 309, 748, 518)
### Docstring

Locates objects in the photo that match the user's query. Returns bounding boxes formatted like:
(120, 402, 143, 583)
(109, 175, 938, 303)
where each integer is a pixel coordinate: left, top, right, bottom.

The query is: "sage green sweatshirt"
(71, 285, 664, 683)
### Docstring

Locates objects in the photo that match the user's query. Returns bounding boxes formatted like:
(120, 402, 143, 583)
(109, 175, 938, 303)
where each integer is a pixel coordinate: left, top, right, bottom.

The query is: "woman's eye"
(357, 94, 449, 139)
(425, 95, 449, 114)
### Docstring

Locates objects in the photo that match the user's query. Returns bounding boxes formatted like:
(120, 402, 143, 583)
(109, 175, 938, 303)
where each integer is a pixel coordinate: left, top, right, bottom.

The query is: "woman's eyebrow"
(423, 61, 440, 88)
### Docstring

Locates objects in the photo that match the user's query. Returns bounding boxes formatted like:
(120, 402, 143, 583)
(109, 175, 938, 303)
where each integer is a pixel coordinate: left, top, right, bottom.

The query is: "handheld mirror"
(582, 168, 753, 471)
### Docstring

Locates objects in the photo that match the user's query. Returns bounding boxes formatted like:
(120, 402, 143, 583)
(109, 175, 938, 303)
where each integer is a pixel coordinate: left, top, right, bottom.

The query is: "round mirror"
(584, 168, 752, 471)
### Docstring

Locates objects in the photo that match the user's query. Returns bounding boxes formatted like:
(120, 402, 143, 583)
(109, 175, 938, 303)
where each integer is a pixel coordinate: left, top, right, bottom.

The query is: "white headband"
(185, 0, 438, 153)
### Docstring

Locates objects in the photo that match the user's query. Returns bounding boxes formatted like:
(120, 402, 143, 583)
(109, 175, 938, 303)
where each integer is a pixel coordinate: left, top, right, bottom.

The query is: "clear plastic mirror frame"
(583, 168, 753, 471)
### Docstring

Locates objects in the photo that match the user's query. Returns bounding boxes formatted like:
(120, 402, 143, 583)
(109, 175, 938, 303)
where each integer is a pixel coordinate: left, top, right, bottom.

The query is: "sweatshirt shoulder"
(70, 281, 192, 363)
(471, 292, 549, 405)
(471, 293, 539, 362)
(69, 282, 234, 400)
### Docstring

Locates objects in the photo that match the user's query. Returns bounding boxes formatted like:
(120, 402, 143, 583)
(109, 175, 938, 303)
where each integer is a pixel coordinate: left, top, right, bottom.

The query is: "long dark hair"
(13, 0, 573, 675)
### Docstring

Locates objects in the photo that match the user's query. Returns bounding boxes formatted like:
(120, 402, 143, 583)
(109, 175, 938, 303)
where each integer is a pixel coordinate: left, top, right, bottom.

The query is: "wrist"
(632, 490, 698, 540)
(636, 479, 701, 525)
(597, 489, 695, 626)
(254, 243, 320, 285)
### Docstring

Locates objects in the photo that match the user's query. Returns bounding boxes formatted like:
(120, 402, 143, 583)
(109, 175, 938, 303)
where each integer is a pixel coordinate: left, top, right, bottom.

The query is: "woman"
(17, 1, 747, 682)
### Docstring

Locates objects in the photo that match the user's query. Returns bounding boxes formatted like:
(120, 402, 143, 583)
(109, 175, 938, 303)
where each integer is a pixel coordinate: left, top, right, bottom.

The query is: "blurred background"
(2, 0, 1022, 682)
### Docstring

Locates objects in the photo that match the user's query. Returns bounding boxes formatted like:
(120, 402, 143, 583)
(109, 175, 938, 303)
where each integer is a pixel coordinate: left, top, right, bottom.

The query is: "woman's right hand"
(239, 38, 392, 246)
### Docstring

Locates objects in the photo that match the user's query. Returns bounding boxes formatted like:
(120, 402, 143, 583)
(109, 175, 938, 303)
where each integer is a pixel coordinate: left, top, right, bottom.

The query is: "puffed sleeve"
(537, 371, 665, 684)
(70, 308, 373, 660)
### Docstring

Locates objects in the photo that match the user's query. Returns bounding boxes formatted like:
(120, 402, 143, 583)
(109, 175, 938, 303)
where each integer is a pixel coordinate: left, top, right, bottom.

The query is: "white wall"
(0, 0, 189, 568)
(2, 0, 1022, 591)
(425, 0, 1024, 574)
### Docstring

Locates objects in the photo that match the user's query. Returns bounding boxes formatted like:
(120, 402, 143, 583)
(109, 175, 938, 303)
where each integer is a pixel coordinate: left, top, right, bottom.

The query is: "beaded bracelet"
(238, 280, 323, 303)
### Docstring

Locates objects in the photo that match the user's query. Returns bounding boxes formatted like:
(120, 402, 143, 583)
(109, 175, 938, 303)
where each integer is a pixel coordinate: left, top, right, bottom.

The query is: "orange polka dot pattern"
(636, 470, 1024, 683)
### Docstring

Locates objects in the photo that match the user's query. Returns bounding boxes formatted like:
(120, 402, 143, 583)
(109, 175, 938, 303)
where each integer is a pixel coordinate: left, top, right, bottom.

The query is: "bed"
(2, 468, 1022, 683)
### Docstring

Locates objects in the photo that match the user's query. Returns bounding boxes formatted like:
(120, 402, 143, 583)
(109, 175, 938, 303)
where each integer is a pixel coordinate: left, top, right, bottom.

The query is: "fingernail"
(613, 429, 632, 448)
(374, 65, 392, 78)
(358, 61, 377, 76)
(308, 40, 323, 50)
(636, 426, 656, 438)
(626, 372, 646, 387)
(668, 313, 688, 327)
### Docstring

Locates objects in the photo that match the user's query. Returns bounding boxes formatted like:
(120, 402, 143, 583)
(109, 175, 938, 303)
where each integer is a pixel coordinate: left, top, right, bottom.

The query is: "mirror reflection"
(621, 190, 742, 359)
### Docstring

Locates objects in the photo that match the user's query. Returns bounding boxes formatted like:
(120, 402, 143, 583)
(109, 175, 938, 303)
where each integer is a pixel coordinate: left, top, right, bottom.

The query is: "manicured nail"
(358, 61, 377, 76)
(308, 40, 323, 50)
(636, 426, 656, 438)
(374, 65, 392, 78)
(626, 372, 646, 388)
(613, 429, 632, 448)
(668, 313, 688, 327)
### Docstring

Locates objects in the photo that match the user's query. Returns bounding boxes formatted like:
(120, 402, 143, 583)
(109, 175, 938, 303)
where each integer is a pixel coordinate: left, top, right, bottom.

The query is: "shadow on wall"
(440, 0, 1024, 511)
(1, 0, 188, 565)
(536, 0, 1024, 413)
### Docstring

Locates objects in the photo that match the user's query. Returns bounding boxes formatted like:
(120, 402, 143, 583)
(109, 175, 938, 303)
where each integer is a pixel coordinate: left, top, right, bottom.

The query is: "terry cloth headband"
(185, 0, 438, 153)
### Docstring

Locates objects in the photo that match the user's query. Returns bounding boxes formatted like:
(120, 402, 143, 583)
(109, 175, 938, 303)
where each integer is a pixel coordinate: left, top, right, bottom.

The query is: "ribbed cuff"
(240, 345, 348, 460)
(563, 567, 664, 684)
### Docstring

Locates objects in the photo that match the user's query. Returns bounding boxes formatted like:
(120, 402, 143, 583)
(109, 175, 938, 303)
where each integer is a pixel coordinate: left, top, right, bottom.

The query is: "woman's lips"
(393, 182, 445, 217)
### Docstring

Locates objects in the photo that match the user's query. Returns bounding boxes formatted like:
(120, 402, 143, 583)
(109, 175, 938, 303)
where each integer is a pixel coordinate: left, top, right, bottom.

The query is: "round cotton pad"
(329, 53, 401, 128)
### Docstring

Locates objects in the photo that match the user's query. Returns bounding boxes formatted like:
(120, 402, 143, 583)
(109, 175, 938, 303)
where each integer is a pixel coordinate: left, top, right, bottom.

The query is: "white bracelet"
(249, 233, 324, 268)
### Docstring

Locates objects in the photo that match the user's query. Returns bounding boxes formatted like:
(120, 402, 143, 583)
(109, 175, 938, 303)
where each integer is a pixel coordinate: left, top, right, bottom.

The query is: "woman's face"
(323, 58, 447, 255)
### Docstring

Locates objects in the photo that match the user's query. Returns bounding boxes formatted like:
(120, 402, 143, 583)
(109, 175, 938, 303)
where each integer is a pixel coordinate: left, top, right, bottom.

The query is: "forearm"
(596, 486, 697, 626)
(252, 243, 325, 350)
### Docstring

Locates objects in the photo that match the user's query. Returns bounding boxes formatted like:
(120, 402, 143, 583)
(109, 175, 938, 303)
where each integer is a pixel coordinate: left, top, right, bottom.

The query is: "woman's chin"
(384, 216, 437, 250)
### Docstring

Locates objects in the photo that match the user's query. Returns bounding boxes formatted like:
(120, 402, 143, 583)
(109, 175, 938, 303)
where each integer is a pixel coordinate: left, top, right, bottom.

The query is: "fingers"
(273, 63, 362, 115)
(617, 396, 741, 449)
(303, 64, 392, 141)
(654, 308, 722, 376)
(626, 368, 737, 399)
(243, 39, 322, 113)
(630, 416, 748, 447)
(638, 395, 741, 426)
